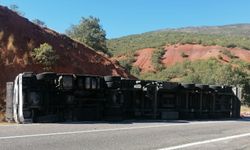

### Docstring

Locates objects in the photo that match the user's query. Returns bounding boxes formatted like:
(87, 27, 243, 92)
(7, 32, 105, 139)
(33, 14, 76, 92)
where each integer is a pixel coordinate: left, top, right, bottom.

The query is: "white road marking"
(0, 123, 41, 127)
(159, 132, 250, 150)
(0, 120, 238, 140)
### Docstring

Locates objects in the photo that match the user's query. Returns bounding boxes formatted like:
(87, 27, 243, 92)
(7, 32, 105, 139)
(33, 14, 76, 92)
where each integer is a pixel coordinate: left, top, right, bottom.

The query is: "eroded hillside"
(0, 6, 132, 115)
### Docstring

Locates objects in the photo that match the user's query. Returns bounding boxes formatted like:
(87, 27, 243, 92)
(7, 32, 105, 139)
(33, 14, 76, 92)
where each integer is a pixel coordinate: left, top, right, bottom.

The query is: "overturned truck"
(5, 72, 241, 123)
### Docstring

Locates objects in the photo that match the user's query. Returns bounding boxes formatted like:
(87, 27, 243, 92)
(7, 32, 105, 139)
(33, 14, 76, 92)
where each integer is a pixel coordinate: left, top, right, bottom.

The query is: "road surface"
(0, 119, 250, 150)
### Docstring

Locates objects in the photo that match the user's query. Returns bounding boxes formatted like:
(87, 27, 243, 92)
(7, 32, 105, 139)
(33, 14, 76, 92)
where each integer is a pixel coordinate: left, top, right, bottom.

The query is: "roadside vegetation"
(66, 16, 110, 55)
(151, 47, 165, 71)
(32, 19, 47, 27)
(221, 49, 238, 59)
(118, 54, 136, 72)
(32, 43, 59, 71)
(8, 4, 24, 16)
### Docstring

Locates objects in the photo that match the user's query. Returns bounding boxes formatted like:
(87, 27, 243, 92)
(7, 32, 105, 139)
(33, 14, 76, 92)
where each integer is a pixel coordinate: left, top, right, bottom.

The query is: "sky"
(1, 0, 250, 39)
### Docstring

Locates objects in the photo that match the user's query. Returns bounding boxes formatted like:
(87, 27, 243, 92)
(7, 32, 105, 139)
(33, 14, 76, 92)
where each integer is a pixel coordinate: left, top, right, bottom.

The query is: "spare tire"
(181, 83, 195, 89)
(195, 84, 209, 90)
(104, 76, 121, 82)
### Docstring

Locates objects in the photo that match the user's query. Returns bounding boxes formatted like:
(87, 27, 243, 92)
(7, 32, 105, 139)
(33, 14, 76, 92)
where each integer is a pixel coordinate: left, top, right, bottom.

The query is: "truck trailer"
(5, 72, 242, 123)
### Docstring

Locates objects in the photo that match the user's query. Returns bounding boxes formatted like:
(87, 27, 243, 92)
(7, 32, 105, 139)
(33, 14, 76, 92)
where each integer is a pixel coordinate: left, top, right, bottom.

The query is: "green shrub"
(221, 49, 238, 59)
(130, 66, 141, 77)
(32, 19, 46, 27)
(226, 43, 237, 48)
(32, 43, 59, 70)
(151, 47, 165, 71)
(180, 52, 189, 58)
(119, 59, 132, 72)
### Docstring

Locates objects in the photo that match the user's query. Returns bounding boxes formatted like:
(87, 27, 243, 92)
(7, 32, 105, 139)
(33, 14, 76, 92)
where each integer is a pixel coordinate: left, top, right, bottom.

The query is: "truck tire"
(91, 78, 97, 90)
(106, 81, 120, 89)
(209, 85, 222, 90)
(36, 72, 57, 80)
(85, 77, 91, 89)
(22, 72, 35, 78)
(181, 83, 195, 89)
(128, 79, 136, 88)
(104, 76, 121, 82)
(162, 82, 180, 90)
(195, 84, 209, 90)
(223, 86, 232, 93)
(121, 79, 135, 89)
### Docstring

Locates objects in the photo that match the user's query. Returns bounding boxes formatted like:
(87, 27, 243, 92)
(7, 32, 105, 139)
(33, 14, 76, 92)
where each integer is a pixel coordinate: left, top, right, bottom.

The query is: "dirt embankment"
(128, 44, 250, 72)
(0, 6, 133, 118)
(162, 44, 250, 66)
(133, 48, 155, 73)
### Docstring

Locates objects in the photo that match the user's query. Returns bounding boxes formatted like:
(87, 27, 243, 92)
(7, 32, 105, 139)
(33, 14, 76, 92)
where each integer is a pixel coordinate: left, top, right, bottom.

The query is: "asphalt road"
(0, 119, 250, 150)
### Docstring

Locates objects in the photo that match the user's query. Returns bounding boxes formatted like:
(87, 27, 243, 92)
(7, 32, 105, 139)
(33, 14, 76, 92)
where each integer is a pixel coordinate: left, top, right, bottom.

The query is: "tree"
(9, 4, 24, 16)
(32, 19, 46, 27)
(32, 43, 59, 70)
(66, 16, 108, 54)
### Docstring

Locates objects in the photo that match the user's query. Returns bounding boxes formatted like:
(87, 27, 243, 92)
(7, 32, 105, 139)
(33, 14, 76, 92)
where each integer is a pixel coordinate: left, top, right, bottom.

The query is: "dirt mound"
(131, 44, 250, 72)
(162, 44, 250, 66)
(133, 48, 155, 73)
(0, 6, 132, 114)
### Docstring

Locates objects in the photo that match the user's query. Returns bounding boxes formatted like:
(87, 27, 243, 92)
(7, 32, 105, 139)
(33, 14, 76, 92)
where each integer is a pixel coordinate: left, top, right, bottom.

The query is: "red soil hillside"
(132, 44, 250, 72)
(0, 6, 132, 113)
(162, 44, 250, 66)
(133, 48, 155, 73)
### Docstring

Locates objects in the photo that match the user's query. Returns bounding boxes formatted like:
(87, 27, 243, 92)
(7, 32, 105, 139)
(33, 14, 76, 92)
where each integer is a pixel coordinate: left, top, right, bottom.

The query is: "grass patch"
(221, 49, 238, 59)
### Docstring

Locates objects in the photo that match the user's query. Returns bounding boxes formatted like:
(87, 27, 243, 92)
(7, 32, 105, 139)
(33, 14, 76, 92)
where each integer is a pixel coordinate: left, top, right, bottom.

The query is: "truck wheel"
(104, 76, 121, 82)
(22, 72, 35, 78)
(36, 72, 57, 80)
(91, 78, 97, 89)
(162, 82, 180, 90)
(106, 81, 120, 89)
(209, 85, 222, 90)
(195, 84, 209, 90)
(181, 83, 195, 89)
(85, 77, 91, 89)
(121, 79, 135, 89)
